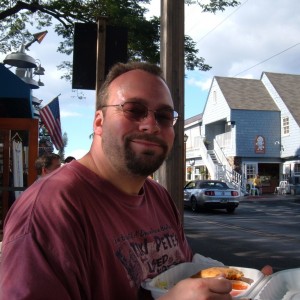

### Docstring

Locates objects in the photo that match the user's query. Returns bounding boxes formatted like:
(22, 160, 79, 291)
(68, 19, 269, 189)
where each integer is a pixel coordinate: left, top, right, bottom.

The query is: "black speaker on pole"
(72, 23, 97, 90)
(72, 23, 128, 90)
(104, 26, 128, 76)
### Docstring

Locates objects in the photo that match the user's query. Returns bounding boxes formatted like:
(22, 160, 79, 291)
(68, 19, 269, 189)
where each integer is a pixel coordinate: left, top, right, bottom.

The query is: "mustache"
(126, 133, 168, 148)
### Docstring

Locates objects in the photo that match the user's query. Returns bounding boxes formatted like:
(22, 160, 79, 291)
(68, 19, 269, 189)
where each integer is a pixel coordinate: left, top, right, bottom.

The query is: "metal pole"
(96, 17, 107, 96)
(158, 0, 185, 216)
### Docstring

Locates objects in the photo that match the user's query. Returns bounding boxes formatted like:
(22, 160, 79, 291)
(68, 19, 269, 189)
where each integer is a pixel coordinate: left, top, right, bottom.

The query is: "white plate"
(227, 266, 264, 299)
(254, 268, 300, 300)
(141, 262, 264, 299)
(141, 262, 202, 299)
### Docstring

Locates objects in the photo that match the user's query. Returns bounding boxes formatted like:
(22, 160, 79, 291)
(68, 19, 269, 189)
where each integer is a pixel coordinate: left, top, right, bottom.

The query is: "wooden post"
(158, 0, 185, 216)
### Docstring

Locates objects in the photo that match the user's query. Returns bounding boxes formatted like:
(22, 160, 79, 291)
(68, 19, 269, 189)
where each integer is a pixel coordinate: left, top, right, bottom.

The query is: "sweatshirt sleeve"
(0, 177, 88, 300)
(0, 234, 75, 300)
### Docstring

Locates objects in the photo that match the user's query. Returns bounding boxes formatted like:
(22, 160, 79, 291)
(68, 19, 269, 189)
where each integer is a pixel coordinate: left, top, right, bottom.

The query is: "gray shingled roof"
(185, 113, 202, 126)
(215, 76, 279, 111)
(264, 72, 300, 127)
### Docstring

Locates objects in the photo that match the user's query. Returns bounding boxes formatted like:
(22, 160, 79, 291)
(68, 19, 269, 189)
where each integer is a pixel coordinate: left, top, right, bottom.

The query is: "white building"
(184, 72, 300, 195)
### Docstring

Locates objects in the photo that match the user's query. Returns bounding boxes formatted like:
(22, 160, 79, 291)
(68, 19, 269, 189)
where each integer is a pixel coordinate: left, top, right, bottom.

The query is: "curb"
(240, 195, 300, 202)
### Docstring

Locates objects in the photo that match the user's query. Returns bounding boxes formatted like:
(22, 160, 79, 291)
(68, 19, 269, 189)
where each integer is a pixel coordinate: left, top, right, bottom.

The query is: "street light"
(184, 133, 189, 183)
(34, 59, 45, 75)
(184, 133, 189, 143)
(3, 42, 37, 69)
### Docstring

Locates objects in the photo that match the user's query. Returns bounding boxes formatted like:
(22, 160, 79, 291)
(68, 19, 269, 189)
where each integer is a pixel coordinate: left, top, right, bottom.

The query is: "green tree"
(0, 0, 239, 77)
(38, 123, 68, 157)
(58, 132, 68, 160)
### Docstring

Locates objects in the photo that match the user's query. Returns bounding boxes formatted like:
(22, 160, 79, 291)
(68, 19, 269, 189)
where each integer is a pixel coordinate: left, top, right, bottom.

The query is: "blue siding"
(233, 110, 281, 157)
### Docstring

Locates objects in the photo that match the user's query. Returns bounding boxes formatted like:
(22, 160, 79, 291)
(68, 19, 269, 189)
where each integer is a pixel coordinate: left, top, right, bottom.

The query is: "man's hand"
(158, 265, 273, 300)
(261, 265, 273, 276)
(158, 277, 232, 300)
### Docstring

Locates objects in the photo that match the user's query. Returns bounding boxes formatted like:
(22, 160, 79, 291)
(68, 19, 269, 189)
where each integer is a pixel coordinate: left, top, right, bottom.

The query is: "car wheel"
(226, 207, 236, 213)
(191, 197, 199, 212)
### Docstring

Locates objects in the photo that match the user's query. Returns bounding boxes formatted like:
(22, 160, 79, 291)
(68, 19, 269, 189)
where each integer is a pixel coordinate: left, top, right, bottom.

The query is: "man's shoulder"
(145, 178, 168, 192)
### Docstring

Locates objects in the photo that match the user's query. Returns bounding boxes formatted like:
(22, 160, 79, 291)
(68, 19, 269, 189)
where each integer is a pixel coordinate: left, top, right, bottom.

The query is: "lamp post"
(184, 133, 189, 184)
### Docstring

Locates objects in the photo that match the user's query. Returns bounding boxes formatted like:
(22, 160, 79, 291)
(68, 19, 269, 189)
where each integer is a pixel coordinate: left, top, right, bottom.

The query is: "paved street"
(184, 194, 300, 273)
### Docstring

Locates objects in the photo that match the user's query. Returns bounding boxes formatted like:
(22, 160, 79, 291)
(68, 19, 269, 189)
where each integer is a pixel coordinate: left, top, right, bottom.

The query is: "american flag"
(40, 97, 64, 150)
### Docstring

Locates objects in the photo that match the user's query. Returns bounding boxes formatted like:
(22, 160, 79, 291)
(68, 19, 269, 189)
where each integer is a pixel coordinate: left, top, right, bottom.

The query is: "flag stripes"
(40, 97, 64, 150)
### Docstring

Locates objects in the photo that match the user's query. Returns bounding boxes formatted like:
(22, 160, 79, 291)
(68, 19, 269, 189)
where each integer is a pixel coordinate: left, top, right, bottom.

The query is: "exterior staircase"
(199, 136, 248, 195)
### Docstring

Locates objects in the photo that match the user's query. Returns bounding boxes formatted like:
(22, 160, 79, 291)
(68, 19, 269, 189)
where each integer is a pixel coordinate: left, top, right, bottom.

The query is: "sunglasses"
(101, 102, 178, 127)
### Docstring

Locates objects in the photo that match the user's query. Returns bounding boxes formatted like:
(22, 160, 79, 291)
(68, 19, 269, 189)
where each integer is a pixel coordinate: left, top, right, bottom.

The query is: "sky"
(2, 0, 300, 159)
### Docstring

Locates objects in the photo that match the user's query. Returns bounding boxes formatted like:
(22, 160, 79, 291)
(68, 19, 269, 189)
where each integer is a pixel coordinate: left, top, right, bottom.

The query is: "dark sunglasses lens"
(122, 102, 177, 127)
(123, 102, 147, 121)
(155, 110, 175, 127)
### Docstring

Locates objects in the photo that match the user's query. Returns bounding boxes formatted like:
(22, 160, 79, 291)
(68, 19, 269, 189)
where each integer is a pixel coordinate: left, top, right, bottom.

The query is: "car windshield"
(200, 182, 228, 189)
(185, 182, 196, 189)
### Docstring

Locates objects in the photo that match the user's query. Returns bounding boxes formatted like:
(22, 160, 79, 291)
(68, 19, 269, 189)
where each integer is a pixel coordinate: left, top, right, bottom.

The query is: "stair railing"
(214, 139, 232, 181)
(213, 139, 247, 195)
(199, 137, 216, 179)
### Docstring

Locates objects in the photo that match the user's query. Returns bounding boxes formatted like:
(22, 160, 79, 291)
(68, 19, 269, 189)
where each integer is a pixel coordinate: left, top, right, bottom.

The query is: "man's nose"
(139, 111, 160, 132)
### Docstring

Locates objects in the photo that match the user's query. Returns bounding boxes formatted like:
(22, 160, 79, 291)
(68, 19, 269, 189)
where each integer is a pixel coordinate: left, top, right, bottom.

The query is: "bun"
(192, 267, 244, 280)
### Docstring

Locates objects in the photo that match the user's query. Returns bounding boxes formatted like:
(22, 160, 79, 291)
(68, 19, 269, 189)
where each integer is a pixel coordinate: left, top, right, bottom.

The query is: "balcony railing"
(215, 131, 232, 149)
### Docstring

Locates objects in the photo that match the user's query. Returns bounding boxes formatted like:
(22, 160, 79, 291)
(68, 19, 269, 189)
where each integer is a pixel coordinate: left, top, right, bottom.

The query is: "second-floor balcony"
(215, 131, 232, 149)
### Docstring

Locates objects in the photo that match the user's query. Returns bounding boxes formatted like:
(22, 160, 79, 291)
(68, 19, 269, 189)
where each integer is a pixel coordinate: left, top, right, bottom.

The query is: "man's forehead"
(108, 69, 173, 104)
(111, 69, 164, 85)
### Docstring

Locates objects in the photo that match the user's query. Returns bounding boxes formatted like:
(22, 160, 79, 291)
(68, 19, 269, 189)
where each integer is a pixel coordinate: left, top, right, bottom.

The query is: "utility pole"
(158, 0, 185, 216)
(96, 17, 107, 96)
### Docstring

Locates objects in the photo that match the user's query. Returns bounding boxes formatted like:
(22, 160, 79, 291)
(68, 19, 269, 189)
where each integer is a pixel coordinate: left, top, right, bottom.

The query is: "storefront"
(243, 162, 280, 194)
(0, 64, 38, 226)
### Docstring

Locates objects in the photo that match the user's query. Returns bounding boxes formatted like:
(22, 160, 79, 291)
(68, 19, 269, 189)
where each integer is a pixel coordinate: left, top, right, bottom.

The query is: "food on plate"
(155, 279, 168, 290)
(192, 266, 244, 280)
(230, 280, 249, 290)
(191, 266, 254, 285)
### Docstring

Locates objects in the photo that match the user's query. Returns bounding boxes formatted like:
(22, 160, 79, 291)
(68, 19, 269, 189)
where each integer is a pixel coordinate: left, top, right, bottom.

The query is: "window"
(213, 90, 217, 104)
(186, 181, 196, 189)
(295, 164, 300, 176)
(194, 136, 200, 148)
(282, 116, 290, 135)
(245, 163, 257, 180)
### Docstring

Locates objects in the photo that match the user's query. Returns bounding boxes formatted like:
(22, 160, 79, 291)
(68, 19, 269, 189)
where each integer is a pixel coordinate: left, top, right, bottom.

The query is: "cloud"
(190, 0, 300, 79)
(61, 111, 81, 117)
(186, 76, 211, 91)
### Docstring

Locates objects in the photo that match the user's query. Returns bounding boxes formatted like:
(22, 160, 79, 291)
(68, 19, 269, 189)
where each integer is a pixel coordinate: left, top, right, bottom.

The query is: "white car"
(184, 180, 240, 213)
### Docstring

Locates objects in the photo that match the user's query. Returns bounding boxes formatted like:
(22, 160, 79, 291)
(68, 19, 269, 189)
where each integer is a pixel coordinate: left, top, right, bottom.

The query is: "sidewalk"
(241, 193, 300, 202)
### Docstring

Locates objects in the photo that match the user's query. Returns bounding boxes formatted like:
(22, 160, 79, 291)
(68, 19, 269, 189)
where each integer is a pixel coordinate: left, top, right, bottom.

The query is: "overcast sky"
(2, 0, 300, 158)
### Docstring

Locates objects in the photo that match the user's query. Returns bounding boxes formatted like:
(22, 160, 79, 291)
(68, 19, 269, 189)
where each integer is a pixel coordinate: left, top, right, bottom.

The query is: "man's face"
(98, 70, 176, 176)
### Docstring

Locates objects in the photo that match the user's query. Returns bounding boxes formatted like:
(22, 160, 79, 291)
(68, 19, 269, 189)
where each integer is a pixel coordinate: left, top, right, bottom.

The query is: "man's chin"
(127, 159, 165, 176)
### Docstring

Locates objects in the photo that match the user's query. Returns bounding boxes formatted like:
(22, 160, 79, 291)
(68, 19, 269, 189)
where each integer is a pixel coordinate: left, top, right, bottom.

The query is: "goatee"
(124, 134, 169, 176)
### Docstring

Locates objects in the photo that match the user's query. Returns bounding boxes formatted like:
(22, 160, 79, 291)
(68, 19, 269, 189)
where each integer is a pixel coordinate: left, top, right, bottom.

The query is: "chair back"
(279, 181, 288, 188)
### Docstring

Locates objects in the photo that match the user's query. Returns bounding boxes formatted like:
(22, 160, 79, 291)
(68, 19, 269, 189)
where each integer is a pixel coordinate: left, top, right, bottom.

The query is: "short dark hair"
(64, 156, 76, 163)
(96, 62, 164, 110)
(35, 153, 61, 175)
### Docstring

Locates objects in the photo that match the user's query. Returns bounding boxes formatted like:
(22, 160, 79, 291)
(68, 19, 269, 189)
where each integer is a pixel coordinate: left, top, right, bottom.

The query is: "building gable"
(263, 72, 300, 127)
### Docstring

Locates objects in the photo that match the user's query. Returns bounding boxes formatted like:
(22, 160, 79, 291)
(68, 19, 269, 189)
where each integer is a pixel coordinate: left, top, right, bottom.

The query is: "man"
(253, 174, 262, 195)
(34, 153, 61, 178)
(0, 62, 270, 300)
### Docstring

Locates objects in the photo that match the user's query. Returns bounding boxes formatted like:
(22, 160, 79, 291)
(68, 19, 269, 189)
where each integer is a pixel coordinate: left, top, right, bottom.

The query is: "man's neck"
(78, 152, 146, 196)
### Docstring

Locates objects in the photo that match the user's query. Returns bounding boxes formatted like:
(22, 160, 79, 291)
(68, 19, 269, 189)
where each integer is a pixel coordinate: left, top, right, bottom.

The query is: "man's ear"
(94, 110, 104, 135)
(41, 167, 48, 176)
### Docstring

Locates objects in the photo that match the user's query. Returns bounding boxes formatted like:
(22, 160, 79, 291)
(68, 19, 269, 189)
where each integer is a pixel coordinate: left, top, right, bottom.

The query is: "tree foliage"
(0, 0, 240, 78)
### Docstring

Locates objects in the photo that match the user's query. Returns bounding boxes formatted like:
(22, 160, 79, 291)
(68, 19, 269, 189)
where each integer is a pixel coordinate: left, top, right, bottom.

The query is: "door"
(0, 118, 38, 226)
